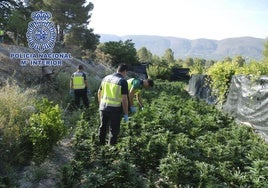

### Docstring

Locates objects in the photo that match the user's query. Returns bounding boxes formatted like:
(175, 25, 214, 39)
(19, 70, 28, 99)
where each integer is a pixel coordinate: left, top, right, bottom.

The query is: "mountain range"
(99, 34, 265, 61)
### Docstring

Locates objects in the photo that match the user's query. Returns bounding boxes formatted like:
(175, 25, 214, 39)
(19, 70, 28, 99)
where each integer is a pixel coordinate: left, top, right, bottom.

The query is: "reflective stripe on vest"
(100, 75, 122, 108)
(72, 72, 85, 89)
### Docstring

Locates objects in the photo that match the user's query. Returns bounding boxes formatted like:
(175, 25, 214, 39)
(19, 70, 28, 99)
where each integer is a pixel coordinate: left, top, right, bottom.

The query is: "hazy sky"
(88, 0, 268, 40)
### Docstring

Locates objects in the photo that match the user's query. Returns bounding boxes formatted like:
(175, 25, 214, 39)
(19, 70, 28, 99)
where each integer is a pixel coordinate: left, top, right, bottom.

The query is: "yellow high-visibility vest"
(127, 78, 141, 94)
(72, 72, 85, 89)
(127, 78, 134, 90)
(100, 75, 122, 108)
(0, 30, 4, 36)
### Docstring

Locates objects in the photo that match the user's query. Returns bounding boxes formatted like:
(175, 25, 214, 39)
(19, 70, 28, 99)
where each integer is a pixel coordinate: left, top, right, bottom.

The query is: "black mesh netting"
(189, 74, 268, 141)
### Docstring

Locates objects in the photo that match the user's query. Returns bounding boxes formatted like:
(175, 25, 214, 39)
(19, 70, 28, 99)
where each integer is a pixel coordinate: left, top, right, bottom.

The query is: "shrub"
(147, 65, 171, 80)
(236, 60, 268, 76)
(206, 61, 238, 104)
(206, 60, 268, 105)
(27, 98, 66, 162)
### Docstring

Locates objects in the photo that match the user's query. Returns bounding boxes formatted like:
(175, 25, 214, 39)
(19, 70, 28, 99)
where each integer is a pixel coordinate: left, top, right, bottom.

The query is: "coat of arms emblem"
(26, 10, 57, 52)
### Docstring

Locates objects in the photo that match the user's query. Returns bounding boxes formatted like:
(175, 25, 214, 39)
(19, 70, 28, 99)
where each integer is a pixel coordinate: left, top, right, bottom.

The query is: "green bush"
(236, 60, 268, 76)
(147, 65, 171, 80)
(206, 61, 238, 105)
(206, 60, 268, 105)
(27, 98, 66, 162)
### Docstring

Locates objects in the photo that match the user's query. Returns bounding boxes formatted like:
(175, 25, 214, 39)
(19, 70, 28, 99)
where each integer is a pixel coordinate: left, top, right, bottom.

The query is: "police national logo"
(26, 10, 57, 52)
(10, 10, 72, 66)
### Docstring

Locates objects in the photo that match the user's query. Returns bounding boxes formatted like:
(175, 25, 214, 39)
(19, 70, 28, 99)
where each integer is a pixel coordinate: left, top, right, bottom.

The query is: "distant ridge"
(99, 34, 265, 61)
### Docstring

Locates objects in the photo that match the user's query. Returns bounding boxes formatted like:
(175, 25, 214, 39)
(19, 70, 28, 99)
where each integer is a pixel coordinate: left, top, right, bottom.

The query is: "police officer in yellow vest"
(128, 78, 154, 113)
(70, 65, 89, 108)
(98, 63, 129, 145)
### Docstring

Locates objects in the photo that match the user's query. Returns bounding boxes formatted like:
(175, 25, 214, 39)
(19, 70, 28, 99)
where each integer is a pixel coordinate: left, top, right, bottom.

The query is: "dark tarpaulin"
(223, 75, 268, 141)
(132, 64, 148, 78)
(170, 68, 190, 82)
(188, 74, 216, 104)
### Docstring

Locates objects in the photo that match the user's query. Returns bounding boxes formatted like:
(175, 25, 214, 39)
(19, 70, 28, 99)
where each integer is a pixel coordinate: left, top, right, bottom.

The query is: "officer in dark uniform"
(98, 63, 129, 145)
(70, 65, 89, 108)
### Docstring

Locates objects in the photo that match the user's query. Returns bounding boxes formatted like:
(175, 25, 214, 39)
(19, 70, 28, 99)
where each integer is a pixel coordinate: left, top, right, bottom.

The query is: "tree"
(151, 55, 162, 65)
(137, 47, 152, 63)
(99, 40, 138, 67)
(6, 7, 31, 45)
(64, 26, 99, 56)
(223, 57, 232, 62)
(23, 0, 98, 56)
(43, 0, 94, 42)
(189, 58, 206, 75)
(0, 0, 21, 31)
(193, 58, 206, 66)
(0, 0, 20, 23)
(94, 44, 113, 66)
(232, 55, 245, 67)
(205, 60, 215, 68)
(23, 0, 45, 10)
(163, 48, 175, 64)
(175, 58, 184, 65)
(184, 57, 194, 67)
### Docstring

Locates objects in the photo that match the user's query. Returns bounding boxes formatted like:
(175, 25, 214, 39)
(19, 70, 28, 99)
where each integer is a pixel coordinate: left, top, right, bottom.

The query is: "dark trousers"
(74, 89, 89, 108)
(99, 111, 121, 145)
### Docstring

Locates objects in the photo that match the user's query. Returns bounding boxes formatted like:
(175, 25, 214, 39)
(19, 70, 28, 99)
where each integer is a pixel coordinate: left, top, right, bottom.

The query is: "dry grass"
(0, 81, 37, 156)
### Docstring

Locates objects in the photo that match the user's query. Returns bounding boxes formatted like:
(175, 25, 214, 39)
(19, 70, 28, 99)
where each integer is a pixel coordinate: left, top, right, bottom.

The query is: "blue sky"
(88, 0, 268, 40)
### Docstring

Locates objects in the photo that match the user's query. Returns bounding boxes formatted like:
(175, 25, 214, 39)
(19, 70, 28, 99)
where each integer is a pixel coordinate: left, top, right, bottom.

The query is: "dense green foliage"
(146, 64, 172, 80)
(0, 0, 21, 25)
(147, 63, 183, 80)
(0, 83, 66, 186)
(60, 80, 268, 187)
(206, 60, 268, 104)
(98, 39, 138, 66)
(27, 98, 66, 162)
(137, 46, 153, 63)
(206, 61, 238, 104)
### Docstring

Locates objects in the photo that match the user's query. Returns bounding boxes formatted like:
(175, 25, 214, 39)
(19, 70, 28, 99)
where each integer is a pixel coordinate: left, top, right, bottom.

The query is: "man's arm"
(83, 73, 89, 89)
(122, 94, 128, 116)
(121, 79, 129, 115)
(136, 93, 143, 108)
(84, 80, 89, 89)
